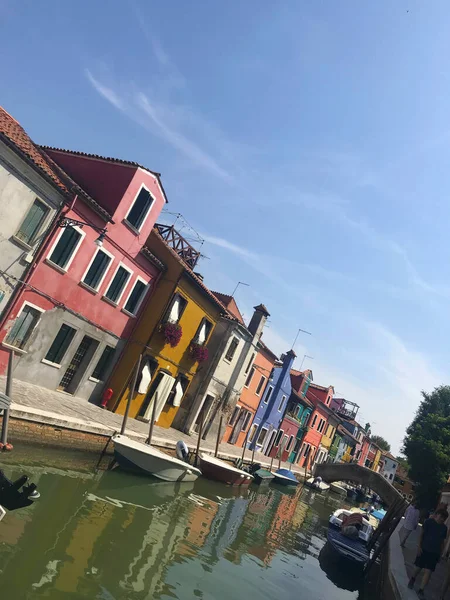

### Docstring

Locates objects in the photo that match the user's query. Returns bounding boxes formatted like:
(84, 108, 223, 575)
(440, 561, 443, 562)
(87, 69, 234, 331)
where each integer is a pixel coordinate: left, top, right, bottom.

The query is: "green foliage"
(370, 434, 391, 452)
(395, 455, 409, 473)
(403, 386, 450, 509)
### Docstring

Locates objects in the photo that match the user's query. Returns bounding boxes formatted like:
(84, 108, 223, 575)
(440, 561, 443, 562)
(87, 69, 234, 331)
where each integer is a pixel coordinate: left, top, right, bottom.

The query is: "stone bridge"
(314, 461, 404, 505)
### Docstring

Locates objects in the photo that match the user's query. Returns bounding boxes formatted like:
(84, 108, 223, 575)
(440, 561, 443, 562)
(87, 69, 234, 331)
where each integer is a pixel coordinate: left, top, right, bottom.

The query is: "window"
(16, 199, 48, 245)
(82, 249, 113, 291)
(281, 434, 289, 450)
(286, 435, 295, 453)
(242, 411, 252, 431)
(225, 336, 239, 362)
(278, 394, 286, 412)
(311, 414, 318, 428)
(5, 303, 43, 350)
(245, 366, 255, 388)
(244, 353, 255, 375)
(264, 386, 273, 404)
(389, 473, 394, 481)
(274, 430, 284, 446)
(318, 419, 326, 433)
(104, 264, 132, 304)
(125, 186, 154, 231)
(165, 293, 188, 324)
(44, 324, 76, 365)
(48, 226, 84, 270)
(248, 424, 258, 444)
(229, 406, 241, 426)
(256, 427, 268, 446)
(194, 318, 213, 345)
(255, 375, 266, 396)
(91, 345, 115, 381)
(124, 278, 148, 315)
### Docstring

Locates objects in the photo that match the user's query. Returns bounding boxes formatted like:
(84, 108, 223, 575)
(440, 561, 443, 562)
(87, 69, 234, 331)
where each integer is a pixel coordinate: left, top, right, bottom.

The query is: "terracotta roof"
(309, 381, 334, 392)
(150, 229, 237, 319)
(40, 145, 169, 204)
(140, 246, 166, 271)
(290, 388, 313, 408)
(0, 107, 69, 193)
(210, 291, 245, 325)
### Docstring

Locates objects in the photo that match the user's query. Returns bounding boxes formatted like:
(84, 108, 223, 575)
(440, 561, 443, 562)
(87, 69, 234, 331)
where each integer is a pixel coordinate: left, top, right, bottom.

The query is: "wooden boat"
(330, 482, 347, 496)
(253, 468, 274, 483)
(272, 468, 299, 487)
(112, 434, 202, 482)
(199, 453, 253, 486)
(305, 477, 330, 492)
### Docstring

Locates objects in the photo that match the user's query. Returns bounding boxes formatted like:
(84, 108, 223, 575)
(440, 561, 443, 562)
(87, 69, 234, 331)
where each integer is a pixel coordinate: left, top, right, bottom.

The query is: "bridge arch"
(314, 462, 404, 505)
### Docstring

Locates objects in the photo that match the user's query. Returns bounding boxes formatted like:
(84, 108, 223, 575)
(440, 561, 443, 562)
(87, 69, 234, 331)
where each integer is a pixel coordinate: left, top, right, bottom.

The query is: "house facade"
(0, 147, 166, 400)
(380, 453, 398, 482)
(0, 107, 68, 321)
(222, 340, 277, 447)
(176, 301, 269, 441)
(269, 388, 313, 463)
(299, 381, 334, 466)
(107, 225, 225, 427)
(248, 350, 296, 454)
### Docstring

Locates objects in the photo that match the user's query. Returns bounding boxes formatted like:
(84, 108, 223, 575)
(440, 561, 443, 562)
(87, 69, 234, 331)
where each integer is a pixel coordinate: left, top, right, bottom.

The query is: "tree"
(370, 434, 391, 452)
(403, 386, 450, 509)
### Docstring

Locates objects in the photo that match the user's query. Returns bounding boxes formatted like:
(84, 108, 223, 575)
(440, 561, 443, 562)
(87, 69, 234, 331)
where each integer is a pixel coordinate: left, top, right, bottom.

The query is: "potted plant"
(190, 342, 209, 363)
(161, 322, 182, 348)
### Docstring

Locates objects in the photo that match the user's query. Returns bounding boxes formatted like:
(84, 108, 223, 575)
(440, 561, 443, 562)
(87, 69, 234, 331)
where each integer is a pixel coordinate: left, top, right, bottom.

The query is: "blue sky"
(2, 0, 449, 453)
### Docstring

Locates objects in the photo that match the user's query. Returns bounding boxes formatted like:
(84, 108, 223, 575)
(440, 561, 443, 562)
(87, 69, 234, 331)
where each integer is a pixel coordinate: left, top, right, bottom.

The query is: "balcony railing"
(155, 223, 201, 270)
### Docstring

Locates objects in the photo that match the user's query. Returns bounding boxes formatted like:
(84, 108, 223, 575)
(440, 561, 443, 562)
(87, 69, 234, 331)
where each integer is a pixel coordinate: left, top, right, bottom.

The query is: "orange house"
(222, 340, 277, 447)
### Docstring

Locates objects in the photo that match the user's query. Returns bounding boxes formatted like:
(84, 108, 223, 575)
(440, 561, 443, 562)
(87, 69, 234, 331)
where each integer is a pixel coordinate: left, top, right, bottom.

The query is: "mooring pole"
(241, 427, 250, 463)
(120, 353, 142, 435)
(195, 408, 205, 467)
(214, 414, 224, 458)
(1, 350, 13, 447)
(146, 392, 158, 446)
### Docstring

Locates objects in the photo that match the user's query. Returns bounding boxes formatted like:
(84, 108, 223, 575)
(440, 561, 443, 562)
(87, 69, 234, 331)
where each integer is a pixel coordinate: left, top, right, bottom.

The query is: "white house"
(381, 453, 398, 483)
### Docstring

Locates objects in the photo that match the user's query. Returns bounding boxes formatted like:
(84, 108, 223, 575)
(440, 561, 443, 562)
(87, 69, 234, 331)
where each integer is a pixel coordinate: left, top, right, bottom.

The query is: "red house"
(0, 148, 167, 401)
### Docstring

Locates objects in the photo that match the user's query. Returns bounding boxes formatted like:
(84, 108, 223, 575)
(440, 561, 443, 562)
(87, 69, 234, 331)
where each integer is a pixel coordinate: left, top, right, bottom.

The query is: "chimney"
(247, 303, 270, 341)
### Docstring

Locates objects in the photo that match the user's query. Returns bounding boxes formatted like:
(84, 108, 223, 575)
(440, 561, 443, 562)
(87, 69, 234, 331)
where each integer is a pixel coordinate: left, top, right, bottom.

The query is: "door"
(194, 394, 215, 433)
(265, 429, 278, 456)
(142, 372, 175, 422)
(58, 335, 99, 394)
(229, 409, 246, 444)
(288, 437, 302, 463)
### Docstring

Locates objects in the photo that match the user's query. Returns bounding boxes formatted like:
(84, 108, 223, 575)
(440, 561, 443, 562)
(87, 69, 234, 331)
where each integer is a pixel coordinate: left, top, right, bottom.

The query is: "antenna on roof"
(300, 354, 314, 369)
(231, 281, 249, 297)
(290, 327, 312, 350)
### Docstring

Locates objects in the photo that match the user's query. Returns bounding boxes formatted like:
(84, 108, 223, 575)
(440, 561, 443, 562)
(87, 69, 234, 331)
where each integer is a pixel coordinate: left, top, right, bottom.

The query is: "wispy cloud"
(202, 234, 260, 260)
(85, 70, 124, 111)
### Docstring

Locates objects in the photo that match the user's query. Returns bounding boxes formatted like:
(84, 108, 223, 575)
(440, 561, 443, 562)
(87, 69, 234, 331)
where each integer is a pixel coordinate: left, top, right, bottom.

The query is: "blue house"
(247, 350, 296, 453)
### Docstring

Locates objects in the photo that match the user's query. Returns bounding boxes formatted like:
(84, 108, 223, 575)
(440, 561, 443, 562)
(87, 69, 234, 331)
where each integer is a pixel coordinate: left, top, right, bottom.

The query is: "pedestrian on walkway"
(408, 508, 449, 598)
(400, 500, 420, 547)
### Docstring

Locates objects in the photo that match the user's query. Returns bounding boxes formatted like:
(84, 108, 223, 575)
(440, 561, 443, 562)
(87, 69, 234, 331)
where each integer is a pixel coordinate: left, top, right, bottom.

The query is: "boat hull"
(253, 469, 274, 483)
(199, 454, 253, 486)
(327, 528, 369, 567)
(112, 435, 201, 483)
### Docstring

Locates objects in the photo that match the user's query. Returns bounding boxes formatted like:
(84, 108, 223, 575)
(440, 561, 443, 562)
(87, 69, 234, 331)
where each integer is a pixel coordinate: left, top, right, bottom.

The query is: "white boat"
(112, 434, 202, 482)
(306, 477, 330, 492)
(330, 482, 347, 496)
(329, 508, 373, 543)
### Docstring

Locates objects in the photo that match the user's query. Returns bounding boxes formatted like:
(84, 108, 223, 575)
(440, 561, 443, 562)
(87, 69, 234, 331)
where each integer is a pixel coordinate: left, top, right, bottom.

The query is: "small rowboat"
(330, 482, 347, 496)
(199, 454, 253, 486)
(272, 468, 299, 487)
(306, 477, 330, 492)
(253, 468, 274, 483)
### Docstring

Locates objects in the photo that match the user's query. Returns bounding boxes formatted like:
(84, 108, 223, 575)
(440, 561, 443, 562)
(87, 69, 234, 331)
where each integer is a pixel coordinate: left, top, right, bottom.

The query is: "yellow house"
(372, 447, 382, 472)
(107, 224, 227, 428)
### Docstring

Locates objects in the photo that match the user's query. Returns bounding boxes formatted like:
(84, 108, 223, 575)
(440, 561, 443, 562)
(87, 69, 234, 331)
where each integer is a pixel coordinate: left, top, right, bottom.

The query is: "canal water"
(0, 447, 370, 599)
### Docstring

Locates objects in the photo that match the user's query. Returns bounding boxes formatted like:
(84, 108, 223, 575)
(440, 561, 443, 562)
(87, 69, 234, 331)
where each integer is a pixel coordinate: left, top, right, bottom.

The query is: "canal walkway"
(389, 519, 448, 600)
(0, 377, 309, 475)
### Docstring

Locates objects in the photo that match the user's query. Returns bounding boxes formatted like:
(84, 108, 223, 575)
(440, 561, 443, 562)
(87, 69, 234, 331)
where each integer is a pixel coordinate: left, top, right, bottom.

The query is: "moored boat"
(199, 453, 253, 486)
(330, 482, 347, 496)
(112, 434, 202, 482)
(329, 508, 373, 542)
(326, 528, 370, 567)
(272, 469, 299, 487)
(305, 477, 330, 492)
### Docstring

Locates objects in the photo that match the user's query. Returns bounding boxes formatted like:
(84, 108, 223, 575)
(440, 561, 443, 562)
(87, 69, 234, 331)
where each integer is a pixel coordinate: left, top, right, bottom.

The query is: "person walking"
(408, 508, 449, 598)
(400, 500, 420, 547)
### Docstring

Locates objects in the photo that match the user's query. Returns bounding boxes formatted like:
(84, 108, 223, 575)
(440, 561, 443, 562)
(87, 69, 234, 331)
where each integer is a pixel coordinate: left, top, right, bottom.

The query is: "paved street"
(0, 376, 308, 474)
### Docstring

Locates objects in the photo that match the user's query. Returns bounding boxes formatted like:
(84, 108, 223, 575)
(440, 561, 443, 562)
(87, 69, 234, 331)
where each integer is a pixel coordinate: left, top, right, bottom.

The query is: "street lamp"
(58, 216, 107, 247)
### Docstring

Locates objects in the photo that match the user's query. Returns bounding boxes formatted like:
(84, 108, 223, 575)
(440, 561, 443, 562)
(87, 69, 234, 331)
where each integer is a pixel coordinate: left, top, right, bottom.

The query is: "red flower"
(161, 322, 182, 347)
(190, 342, 209, 363)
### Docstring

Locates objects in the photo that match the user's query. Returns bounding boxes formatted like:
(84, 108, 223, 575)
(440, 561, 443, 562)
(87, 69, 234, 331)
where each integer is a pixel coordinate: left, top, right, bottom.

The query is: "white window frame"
(311, 414, 318, 428)
(122, 276, 149, 316)
(244, 366, 256, 389)
(13, 197, 52, 249)
(3, 301, 45, 354)
(124, 184, 155, 233)
(224, 336, 240, 364)
(103, 262, 134, 306)
(248, 423, 258, 444)
(229, 404, 241, 426)
(242, 411, 252, 431)
(286, 435, 295, 453)
(41, 321, 78, 369)
(256, 427, 268, 448)
(255, 375, 266, 397)
(274, 429, 284, 447)
(278, 394, 286, 412)
(80, 247, 114, 293)
(46, 225, 86, 273)
(264, 386, 273, 404)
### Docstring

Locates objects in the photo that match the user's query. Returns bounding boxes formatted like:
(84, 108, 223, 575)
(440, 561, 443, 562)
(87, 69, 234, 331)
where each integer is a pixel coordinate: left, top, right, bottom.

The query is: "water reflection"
(0, 460, 358, 599)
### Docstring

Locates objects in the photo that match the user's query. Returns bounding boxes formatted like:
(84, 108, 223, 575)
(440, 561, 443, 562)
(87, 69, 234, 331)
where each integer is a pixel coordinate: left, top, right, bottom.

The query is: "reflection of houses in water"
(177, 496, 219, 558)
(201, 497, 249, 566)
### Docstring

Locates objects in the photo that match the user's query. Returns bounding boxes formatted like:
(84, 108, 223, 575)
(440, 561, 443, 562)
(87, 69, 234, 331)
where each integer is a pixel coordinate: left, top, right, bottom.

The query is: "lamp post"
(58, 216, 107, 247)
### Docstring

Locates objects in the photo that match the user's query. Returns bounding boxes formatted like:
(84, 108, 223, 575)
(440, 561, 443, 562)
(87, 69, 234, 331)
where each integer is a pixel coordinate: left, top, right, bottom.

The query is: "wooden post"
(214, 414, 224, 458)
(278, 438, 287, 470)
(269, 454, 275, 472)
(241, 427, 250, 463)
(120, 354, 142, 435)
(146, 392, 158, 446)
(194, 407, 205, 467)
(1, 350, 13, 446)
